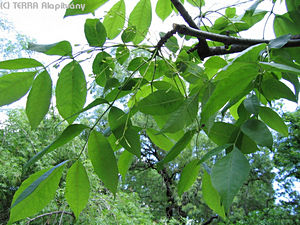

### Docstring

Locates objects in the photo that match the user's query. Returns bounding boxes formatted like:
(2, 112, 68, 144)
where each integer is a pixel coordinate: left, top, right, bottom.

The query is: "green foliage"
(0, 0, 299, 223)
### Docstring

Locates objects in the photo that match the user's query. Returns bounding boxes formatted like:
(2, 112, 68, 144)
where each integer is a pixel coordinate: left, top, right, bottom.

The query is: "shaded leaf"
(243, 94, 260, 115)
(211, 148, 250, 212)
(198, 144, 232, 164)
(269, 34, 292, 49)
(259, 106, 289, 136)
(84, 19, 107, 47)
(28, 41, 72, 57)
(241, 119, 273, 149)
(116, 46, 130, 65)
(121, 26, 137, 43)
(118, 150, 134, 181)
(259, 62, 300, 74)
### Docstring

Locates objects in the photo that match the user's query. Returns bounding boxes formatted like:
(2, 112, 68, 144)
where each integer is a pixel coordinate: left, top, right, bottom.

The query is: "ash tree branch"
(170, 0, 209, 59)
(27, 211, 75, 224)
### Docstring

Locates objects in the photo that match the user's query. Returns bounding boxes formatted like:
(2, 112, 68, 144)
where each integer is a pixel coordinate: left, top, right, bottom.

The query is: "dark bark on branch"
(27, 211, 75, 223)
(170, 0, 209, 59)
(202, 215, 218, 225)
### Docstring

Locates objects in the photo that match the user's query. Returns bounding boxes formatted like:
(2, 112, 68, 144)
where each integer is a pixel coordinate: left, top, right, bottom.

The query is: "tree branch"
(27, 211, 75, 224)
(170, 0, 209, 59)
(202, 215, 218, 225)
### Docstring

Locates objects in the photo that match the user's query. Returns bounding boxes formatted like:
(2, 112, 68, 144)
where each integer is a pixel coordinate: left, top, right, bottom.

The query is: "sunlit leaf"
(88, 130, 119, 195)
(84, 19, 107, 47)
(28, 41, 72, 57)
(0, 72, 36, 106)
(26, 71, 52, 129)
(56, 61, 87, 124)
(65, 161, 90, 219)
(0, 58, 43, 69)
(156, 0, 172, 21)
(64, 0, 108, 17)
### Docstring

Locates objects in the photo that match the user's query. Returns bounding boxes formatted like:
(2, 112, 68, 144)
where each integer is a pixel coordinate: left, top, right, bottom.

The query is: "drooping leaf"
(161, 93, 199, 133)
(8, 161, 67, 224)
(118, 150, 134, 181)
(202, 170, 226, 219)
(261, 78, 297, 102)
(88, 130, 119, 195)
(103, 0, 126, 39)
(56, 61, 87, 124)
(0, 72, 36, 106)
(25, 124, 88, 169)
(0, 58, 43, 69)
(243, 94, 260, 115)
(128, 0, 152, 44)
(28, 41, 72, 57)
(241, 119, 273, 149)
(146, 128, 174, 151)
(157, 130, 195, 169)
(137, 90, 184, 115)
(64, 0, 108, 17)
(26, 71, 52, 129)
(211, 147, 250, 213)
(178, 159, 201, 196)
(259, 62, 300, 74)
(65, 161, 90, 219)
(84, 19, 107, 47)
(156, 0, 172, 21)
(282, 73, 299, 101)
(259, 106, 289, 136)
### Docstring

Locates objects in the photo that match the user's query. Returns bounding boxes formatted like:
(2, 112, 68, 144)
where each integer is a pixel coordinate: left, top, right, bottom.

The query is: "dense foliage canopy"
(0, 0, 299, 224)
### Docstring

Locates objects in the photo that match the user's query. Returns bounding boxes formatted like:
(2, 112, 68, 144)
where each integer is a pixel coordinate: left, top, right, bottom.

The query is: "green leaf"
(103, 0, 126, 39)
(261, 78, 297, 102)
(208, 122, 239, 145)
(88, 130, 119, 195)
(160, 32, 179, 53)
(225, 7, 236, 18)
(259, 106, 289, 136)
(241, 119, 273, 149)
(178, 159, 201, 196)
(158, 130, 195, 168)
(259, 62, 300, 74)
(8, 161, 67, 224)
(282, 73, 299, 101)
(236, 132, 259, 154)
(201, 44, 266, 125)
(274, 13, 300, 37)
(93, 51, 115, 86)
(211, 147, 250, 213)
(161, 93, 199, 133)
(116, 45, 130, 65)
(146, 128, 174, 151)
(0, 71, 36, 107)
(202, 170, 226, 218)
(84, 19, 107, 47)
(64, 0, 108, 17)
(26, 71, 52, 129)
(204, 56, 227, 79)
(28, 41, 72, 57)
(121, 26, 137, 43)
(56, 61, 87, 124)
(198, 144, 232, 164)
(25, 124, 88, 169)
(128, 0, 152, 44)
(137, 90, 184, 115)
(65, 161, 90, 219)
(118, 150, 134, 181)
(0, 58, 43, 69)
(269, 34, 292, 49)
(243, 94, 260, 115)
(156, 0, 172, 21)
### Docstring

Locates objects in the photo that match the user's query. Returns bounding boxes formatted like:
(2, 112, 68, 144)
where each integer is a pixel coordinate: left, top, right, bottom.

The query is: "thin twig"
(27, 211, 75, 224)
